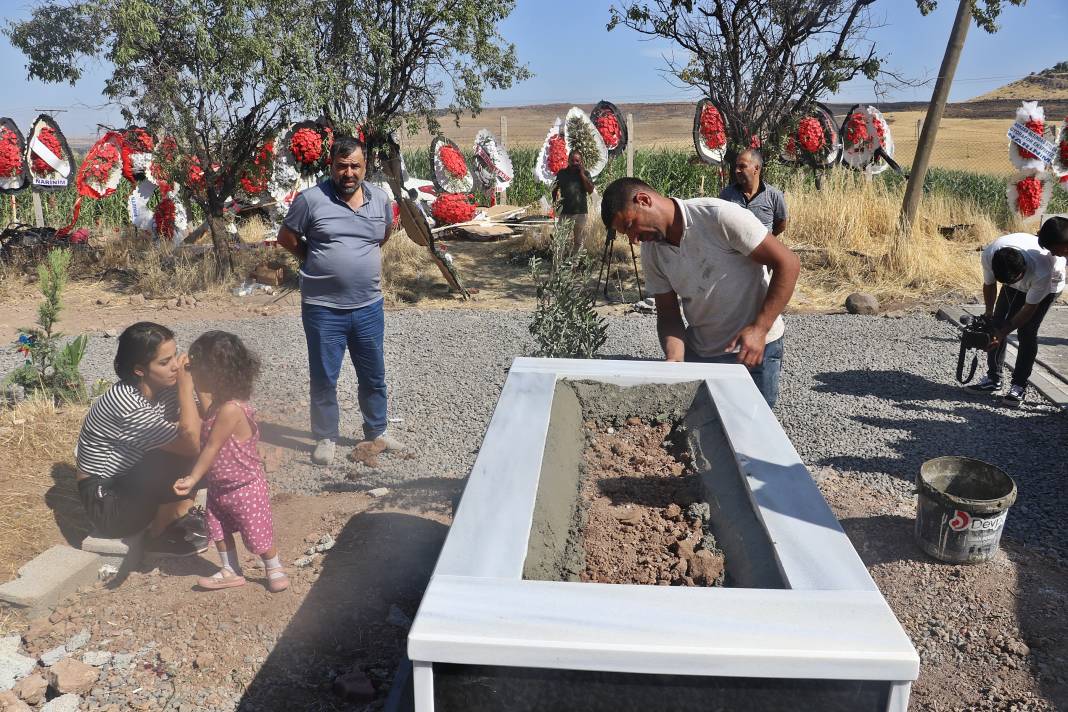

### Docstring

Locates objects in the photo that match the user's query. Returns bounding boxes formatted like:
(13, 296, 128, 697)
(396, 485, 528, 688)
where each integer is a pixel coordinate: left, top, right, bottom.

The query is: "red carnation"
(797, 117, 825, 154)
(240, 140, 274, 196)
(187, 158, 205, 190)
(438, 144, 468, 179)
(291, 127, 323, 166)
(594, 112, 622, 149)
(126, 128, 154, 153)
(154, 196, 176, 238)
(85, 141, 120, 185)
(431, 192, 477, 225)
(1015, 175, 1043, 217)
(872, 116, 887, 148)
(1059, 134, 1068, 164)
(546, 134, 568, 174)
(0, 127, 22, 179)
(699, 105, 726, 150)
(749, 135, 761, 149)
(845, 113, 869, 148)
(31, 126, 63, 176)
(1018, 118, 1044, 161)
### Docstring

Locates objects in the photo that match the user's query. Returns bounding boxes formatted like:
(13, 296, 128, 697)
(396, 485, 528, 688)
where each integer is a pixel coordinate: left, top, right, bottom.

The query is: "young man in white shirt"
(600, 177, 800, 407)
(970, 216, 1068, 407)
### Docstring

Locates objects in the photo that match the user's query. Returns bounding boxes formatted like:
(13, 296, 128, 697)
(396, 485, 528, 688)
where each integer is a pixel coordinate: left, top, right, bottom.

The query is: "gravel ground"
(5, 309, 1067, 558)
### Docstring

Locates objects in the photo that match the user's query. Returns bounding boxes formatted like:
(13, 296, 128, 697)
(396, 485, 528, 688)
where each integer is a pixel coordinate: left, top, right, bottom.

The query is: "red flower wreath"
(699, 105, 727, 150)
(797, 117, 825, 154)
(0, 127, 22, 178)
(154, 196, 176, 238)
(431, 192, 477, 225)
(1018, 119, 1044, 161)
(1015, 175, 1043, 217)
(240, 140, 275, 195)
(85, 141, 121, 186)
(1059, 120, 1068, 165)
(187, 158, 205, 190)
(546, 134, 568, 174)
(438, 144, 468, 179)
(31, 126, 63, 175)
(845, 113, 869, 148)
(594, 112, 622, 150)
(290, 127, 323, 166)
(126, 128, 154, 154)
(872, 115, 887, 149)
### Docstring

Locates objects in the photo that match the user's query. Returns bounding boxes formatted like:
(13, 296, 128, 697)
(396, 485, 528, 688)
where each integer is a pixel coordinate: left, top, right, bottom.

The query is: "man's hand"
(173, 475, 198, 497)
(728, 323, 769, 367)
(986, 328, 1009, 352)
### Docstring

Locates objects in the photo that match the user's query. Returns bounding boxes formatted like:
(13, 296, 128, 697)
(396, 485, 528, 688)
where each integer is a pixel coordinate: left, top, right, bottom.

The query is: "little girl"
(174, 331, 288, 593)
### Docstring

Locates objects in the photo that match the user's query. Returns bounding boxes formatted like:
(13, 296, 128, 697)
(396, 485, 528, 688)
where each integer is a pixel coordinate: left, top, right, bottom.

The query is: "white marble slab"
(409, 576, 919, 680)
(410, 358, 919, 711)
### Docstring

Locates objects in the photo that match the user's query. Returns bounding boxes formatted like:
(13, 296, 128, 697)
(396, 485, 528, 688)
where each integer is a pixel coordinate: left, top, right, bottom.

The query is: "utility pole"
(900, 0, 972, 232)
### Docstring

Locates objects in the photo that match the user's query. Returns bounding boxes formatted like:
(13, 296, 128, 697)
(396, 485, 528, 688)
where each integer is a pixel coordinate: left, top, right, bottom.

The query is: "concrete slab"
(80, 531, 144, 570)
(0, 546, 101, 618)
(937, 305, 1068, 408)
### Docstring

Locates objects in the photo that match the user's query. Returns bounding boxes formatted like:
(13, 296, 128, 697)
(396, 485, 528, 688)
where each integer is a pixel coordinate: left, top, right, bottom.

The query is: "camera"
(956, 314, 1001, 384)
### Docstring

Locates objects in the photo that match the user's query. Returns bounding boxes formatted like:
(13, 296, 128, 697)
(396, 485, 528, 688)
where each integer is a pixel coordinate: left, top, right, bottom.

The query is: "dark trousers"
(301, 299, 388, 441)
(987, 286, 1056, 387)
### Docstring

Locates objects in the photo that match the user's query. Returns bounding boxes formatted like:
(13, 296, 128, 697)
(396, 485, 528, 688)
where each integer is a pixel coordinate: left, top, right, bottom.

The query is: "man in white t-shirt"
(600, 177, 800, 407)
(970, 216, 1068, 407)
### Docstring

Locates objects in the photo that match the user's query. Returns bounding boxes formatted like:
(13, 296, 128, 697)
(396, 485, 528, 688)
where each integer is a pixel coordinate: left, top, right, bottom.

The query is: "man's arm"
(772, 190, 788, 236)
(580, 169, 594, 195)
(654, 291, 687, 362)
(772, 217, 787, 236)
(983, 282, 998, 317)
(277, 224, 307, 262)
(989, 302, 1039, 351)
(728, 233, 800, 367)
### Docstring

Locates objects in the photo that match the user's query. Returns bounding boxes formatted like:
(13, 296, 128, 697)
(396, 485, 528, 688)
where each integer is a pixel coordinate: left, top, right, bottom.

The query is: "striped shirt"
(76, 382, 180, 479)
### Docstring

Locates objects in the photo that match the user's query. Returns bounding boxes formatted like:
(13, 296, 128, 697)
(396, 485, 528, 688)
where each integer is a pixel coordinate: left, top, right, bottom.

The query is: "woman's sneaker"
(1002, 384, 1026, 408)
(966, 376, 1001, 394)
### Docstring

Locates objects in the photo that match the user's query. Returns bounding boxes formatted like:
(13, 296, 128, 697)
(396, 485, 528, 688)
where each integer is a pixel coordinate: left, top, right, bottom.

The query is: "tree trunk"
(208, 215, 234, 282)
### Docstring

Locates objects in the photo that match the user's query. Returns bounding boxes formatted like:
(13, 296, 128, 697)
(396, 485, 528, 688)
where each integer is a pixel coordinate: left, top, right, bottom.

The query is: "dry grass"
(381, 231, 446, 304)
(784, 171, 994, 310)
(0, 395, 89, 580)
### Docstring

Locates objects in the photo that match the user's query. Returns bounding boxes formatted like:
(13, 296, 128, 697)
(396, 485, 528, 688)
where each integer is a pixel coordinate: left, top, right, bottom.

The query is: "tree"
(6, 0, 327, 279)
(313, 0, 531, 143)
(914, 0, 1025, 33)
(608, 0, 887, 163)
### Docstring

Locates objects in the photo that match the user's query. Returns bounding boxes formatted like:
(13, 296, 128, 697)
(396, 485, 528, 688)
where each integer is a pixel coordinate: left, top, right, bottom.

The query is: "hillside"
(969, 62, 1068, 102)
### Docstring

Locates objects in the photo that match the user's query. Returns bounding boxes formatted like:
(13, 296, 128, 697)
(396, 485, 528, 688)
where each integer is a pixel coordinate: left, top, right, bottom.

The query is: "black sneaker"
(144, 533, 208, 558)
(966, 376, 1001, 393)
(1001, 384, 1026, 408)
(166, 506, 208, 541)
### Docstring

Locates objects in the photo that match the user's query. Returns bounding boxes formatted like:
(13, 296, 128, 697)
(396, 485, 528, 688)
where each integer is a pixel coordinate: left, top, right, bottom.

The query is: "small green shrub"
(529, 220, 608, 359)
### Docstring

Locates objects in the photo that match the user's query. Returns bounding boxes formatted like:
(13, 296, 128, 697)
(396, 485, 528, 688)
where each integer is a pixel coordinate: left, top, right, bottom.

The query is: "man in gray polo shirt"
(277, 136, 397, 465)
(718, 149, 787, 236)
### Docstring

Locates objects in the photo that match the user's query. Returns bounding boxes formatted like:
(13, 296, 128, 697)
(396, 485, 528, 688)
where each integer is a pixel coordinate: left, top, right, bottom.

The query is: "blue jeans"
(301, 300, 388, 441)
(685, 337, 784, 408)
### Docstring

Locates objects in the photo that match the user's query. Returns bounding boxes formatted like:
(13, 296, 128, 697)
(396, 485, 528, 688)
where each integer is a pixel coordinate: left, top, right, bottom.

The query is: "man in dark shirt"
(718, 149, 787, 236)
(552, 150, 595, 252)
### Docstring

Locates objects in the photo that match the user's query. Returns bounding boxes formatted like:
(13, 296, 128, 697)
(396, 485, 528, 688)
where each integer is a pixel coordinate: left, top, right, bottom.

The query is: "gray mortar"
(568, 379, 701, 426)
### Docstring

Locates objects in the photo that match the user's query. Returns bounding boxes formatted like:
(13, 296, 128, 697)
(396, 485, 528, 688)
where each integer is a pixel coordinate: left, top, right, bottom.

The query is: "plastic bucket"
(915, 456, 1017, 564)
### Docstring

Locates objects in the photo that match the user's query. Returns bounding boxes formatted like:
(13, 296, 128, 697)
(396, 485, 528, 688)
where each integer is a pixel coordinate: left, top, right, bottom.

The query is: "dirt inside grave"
(579, 418, 726, 587)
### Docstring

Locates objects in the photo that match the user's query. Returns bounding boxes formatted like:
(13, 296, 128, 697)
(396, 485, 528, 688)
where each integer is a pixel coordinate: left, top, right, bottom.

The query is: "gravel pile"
(4, 310, 1066, 558)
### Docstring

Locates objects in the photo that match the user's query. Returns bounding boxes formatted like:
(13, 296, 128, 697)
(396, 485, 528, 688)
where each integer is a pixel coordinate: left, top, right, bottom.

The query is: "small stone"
(65, 630, 90, 653)
(166, 298, 180, 309)
(293, 555, 316, 568)
(664, 503, 682, 521)
(844, 292, 879, 315)
(386, 605, 411, 629)
(128, 294, 146, 306)
(366, 487, 389, 498)
(157, 647, 176, 664)
(39, 646, 66, 667)
(13, 673, 47, 704)
(110, 653, 133, 669)
(0, 690, 32, 711)
(102, 329, 118, 338)
(610, 506, 642, 524)
(687, 549, 725, 586)
(685, 502, 711, 525)
(0, 648, 36, 692)
(193, 653, 214, 671)
(332, 669, 375, 703)
(81, 651, 112, 667)
(47, 657, 98, 695)
(40, 694, 81, 712)
(0, 638, 19, 657)
(314, 534, 336, 553)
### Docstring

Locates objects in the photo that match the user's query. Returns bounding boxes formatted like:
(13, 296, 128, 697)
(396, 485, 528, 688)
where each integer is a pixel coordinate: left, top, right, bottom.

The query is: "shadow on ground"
(45, 462, 91, 548)
(238, 511, 447, 711)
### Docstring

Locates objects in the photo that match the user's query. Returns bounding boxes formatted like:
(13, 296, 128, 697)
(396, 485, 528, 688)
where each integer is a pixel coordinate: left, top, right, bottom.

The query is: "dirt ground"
(579, 419, 725, 587)
(815, 467, 1068, 712)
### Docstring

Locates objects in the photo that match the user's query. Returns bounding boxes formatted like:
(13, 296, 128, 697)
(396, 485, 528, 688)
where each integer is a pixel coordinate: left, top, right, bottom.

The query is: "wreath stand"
(595, 228, 643, 305)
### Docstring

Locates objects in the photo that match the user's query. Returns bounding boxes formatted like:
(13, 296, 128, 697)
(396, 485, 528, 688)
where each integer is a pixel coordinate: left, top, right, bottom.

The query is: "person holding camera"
(969, 217, 1068, 407)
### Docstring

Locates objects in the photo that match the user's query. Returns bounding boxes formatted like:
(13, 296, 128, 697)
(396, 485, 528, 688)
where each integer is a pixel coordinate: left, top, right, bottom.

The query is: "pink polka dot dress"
(200, 401, 274, 554)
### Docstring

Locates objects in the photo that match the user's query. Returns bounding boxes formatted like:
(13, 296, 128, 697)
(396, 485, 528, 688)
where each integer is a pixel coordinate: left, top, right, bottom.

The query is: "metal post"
(626, 113, 635, 177)
(900, 0, 972, 231)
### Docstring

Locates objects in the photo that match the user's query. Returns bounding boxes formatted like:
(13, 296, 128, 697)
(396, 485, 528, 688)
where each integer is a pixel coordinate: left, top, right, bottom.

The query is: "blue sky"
(1, 0, 1064, 136)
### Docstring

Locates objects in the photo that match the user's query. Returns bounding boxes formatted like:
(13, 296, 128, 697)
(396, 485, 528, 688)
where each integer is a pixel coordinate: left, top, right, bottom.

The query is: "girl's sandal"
(197, 568, 246, 590)
(265, 566, 289, 593)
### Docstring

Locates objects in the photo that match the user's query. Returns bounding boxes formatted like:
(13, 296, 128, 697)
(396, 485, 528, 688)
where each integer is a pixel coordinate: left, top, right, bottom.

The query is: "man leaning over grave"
(600, 177, 800, 407)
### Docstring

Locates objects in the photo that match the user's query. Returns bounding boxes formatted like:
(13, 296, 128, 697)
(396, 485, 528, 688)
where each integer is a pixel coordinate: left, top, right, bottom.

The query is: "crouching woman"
(75, 322, 208, 556)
